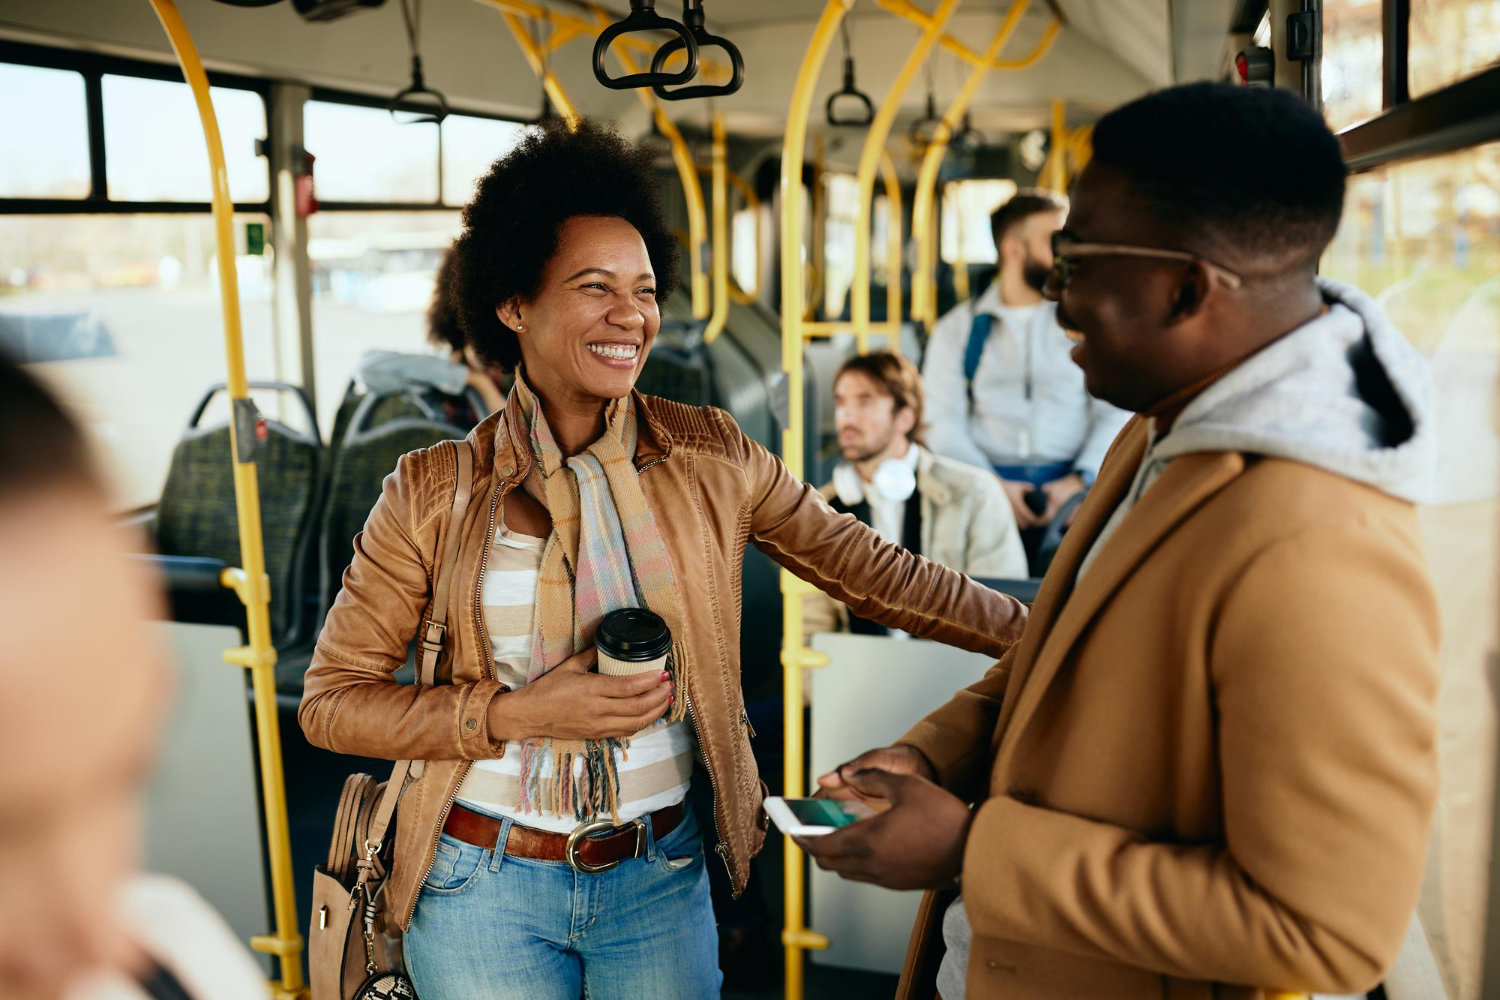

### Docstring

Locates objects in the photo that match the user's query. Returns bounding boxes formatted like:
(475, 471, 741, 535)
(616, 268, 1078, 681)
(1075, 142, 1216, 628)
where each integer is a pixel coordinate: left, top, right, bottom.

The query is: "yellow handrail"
(704, 112, 729, 344)
(1046, 97, 1068, 192)
(144, 3, 305, 998)
(779, 4, 851, 997)
(849, 0, 961, 353)
(910, 1, 1037, 329)
(877, 150, 903, 353)
(697, 162, 764, 305)
(499, 10, 580, 127)
(877, 0, 1061, 71)
(599, 13, 711, 322)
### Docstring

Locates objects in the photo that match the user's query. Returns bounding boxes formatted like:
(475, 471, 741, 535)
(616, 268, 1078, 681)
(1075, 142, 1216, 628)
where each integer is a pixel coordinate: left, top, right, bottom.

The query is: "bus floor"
(276, 706, 901, 998)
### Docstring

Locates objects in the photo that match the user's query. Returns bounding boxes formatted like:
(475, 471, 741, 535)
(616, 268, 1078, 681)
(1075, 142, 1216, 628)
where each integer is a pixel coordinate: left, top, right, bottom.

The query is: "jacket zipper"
(407, 476, 505, 925)
(638, 453, 739, 890)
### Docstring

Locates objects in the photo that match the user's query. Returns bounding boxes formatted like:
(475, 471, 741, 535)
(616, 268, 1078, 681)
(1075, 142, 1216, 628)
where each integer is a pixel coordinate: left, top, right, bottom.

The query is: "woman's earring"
(516, 324, 524, 331)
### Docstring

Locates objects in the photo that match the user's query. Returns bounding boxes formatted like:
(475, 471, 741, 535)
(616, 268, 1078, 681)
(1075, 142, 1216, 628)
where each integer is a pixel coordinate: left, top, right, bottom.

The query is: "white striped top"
(453, 524, 696, 834)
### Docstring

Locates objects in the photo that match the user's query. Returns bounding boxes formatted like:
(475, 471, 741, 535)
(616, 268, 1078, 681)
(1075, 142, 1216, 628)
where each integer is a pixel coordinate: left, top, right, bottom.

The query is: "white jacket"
(803, 444, 1028, 639)
(922, 283, 1129, 481)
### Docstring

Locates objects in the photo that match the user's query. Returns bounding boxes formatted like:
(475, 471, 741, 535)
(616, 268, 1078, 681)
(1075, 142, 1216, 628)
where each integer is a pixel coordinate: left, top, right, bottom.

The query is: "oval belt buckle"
(565, 818, 646, 873)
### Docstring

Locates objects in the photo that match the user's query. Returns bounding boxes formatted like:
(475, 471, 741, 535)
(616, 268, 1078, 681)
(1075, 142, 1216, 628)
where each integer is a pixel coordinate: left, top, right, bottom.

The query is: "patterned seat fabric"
(317, 419, 465, 661)
(155, 423, 321, 647)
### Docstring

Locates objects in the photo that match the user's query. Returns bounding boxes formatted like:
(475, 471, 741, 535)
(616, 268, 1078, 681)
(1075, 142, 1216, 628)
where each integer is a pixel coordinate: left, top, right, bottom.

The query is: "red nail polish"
(661, 671, 670, 682)
(668, 694, 675, 703)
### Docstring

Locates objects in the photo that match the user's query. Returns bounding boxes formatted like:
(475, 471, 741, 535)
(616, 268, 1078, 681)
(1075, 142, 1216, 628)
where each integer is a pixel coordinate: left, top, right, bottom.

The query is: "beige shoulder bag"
(309, 439, 474, 1000)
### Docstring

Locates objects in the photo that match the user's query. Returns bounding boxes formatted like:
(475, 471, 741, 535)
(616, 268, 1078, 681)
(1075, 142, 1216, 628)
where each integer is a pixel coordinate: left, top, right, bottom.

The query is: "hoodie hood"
(1151, 278, 1437, 504)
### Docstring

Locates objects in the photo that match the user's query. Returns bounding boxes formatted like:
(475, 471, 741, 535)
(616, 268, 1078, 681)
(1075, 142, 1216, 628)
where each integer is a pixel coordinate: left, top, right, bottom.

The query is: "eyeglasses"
(1050, 232, 1243, 290)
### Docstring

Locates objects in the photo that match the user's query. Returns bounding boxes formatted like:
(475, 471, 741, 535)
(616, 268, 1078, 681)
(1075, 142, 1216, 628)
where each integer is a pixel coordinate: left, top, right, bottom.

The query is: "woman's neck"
(528, 374, 607, 456)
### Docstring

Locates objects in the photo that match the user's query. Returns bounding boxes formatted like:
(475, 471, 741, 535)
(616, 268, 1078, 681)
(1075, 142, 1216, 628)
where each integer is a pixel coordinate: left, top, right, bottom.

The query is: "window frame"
(0, 39, 272, 215)
(0, 41, 537, 217)
(1334, 0, 1500, 172)
(306, 86, 536, 212)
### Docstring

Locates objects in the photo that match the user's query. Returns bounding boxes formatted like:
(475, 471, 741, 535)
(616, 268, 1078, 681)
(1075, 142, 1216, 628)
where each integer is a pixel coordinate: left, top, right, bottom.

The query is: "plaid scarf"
(512, 373, 686, 824)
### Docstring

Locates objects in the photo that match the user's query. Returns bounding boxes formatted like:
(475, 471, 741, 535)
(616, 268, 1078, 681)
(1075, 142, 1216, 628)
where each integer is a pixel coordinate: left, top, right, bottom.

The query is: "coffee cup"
(595, 608, 672, 677)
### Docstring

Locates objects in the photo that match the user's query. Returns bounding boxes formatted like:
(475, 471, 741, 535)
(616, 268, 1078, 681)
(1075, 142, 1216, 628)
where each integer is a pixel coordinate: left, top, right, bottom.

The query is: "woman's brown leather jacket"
(299, 390, 1026, 930)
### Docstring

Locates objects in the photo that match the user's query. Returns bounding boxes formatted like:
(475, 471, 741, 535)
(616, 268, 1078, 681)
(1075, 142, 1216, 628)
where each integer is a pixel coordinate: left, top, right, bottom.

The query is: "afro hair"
(449, 117, 680, 369)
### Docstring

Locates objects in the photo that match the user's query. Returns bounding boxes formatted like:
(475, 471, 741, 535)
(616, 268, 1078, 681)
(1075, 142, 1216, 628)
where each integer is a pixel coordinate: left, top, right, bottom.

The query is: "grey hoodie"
(1076, 278, 1436, 582)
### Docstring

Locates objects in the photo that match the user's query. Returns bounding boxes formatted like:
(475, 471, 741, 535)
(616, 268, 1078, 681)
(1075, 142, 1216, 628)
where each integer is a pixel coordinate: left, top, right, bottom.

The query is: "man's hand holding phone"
(815, 744, 937, 800)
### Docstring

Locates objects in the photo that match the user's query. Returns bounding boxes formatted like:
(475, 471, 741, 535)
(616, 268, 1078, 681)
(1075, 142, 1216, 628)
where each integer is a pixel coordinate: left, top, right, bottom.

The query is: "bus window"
(441, 115, 529, 207)
(1324, 139, 1500, 1000)
(102, 75, 268, 203)
(1322, 0, 1384, 131)
(0, 213, 276, 510)
(305, 100, 439, 204)
(940, 178, 1017, 266)
(0, 63, 89, 199)
(308, 210, 460, 435)
(1410, 0, 1500, 98)
(731, 205, 759, 298)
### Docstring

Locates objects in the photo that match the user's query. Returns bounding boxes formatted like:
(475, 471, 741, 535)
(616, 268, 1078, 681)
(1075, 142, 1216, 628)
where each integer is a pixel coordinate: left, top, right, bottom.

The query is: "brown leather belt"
(443, 801, 685, 874)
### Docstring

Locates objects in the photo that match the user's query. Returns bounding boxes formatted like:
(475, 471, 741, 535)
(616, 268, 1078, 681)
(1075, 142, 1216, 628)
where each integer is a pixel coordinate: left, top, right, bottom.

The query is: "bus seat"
(310, 394, 468, 696)
(636, 319, 713, 405)
(972, 577, 1041, 605)
(154, 382, 323, 651)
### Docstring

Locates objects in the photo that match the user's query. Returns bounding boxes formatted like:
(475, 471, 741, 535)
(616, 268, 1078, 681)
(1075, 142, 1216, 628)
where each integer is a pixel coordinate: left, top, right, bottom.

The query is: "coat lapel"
(995, 447, 1247, 771)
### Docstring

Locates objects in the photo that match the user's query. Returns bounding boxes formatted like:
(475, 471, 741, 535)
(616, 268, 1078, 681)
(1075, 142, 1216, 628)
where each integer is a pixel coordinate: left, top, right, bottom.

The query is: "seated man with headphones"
(803, 351, 1028, 641)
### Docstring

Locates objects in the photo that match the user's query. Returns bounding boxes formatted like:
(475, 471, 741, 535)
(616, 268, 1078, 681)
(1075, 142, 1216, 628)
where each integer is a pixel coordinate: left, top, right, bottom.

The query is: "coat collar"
(913, 445, 952, 505)
(992, 418, 1245, 768)
(467, 385, 674, 488)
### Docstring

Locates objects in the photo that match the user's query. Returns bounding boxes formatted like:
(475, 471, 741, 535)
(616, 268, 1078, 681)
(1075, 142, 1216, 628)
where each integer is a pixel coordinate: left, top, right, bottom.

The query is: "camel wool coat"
(895, 414, 1440, 1000)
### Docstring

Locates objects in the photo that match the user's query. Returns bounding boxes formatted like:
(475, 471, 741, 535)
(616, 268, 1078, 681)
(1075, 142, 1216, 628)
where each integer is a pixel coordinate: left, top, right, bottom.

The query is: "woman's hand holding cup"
(488, 646, 673, 742)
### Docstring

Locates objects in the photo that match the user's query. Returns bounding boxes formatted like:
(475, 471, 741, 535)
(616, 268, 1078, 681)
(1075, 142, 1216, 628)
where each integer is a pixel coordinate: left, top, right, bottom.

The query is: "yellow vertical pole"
(144, 3, 304, 998)
(850, 0, 961, 353)
(780, 4, 850, 997)
(1047, 97, 1067, 193)
(808, 133, 827, 321)
(878, 151, 903, 353)
(704, 112, 729, 344)
(910, 2, 1035, 329)
(500, 10, 581, 127)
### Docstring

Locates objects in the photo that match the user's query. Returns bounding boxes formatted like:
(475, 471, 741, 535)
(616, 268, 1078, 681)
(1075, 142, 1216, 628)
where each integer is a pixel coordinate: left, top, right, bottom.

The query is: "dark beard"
(1021, 255, 1051, 293)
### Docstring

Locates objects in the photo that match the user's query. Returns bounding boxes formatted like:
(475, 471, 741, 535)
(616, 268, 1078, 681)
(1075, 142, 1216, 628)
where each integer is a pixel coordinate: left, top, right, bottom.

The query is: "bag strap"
(963, 306, 994, 412)
(363, 439, 476, 861)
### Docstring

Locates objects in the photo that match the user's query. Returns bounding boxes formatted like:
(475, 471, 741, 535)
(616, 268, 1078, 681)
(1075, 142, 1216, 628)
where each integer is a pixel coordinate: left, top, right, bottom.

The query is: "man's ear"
(496, 298, 524, 332)
(895, 404, 918, 440)
(1166, 262, 1213, 325)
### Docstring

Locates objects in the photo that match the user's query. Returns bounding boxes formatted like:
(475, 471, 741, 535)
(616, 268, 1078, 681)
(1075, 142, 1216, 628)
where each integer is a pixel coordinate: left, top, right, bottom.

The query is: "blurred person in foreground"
(0, 356, 265, 1000)
(807, 83, 1440, 999)
(803, 351, 1027, 641)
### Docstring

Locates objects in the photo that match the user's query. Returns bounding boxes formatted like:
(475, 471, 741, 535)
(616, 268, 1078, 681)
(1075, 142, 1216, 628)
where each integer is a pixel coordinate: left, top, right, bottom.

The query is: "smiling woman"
(298, 114, 1026, 1000)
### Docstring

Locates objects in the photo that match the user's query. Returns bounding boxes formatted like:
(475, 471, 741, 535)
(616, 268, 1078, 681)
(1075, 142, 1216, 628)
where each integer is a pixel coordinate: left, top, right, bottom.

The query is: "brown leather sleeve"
(299, 453, 507, 761)
(723, 411, 1026, 659)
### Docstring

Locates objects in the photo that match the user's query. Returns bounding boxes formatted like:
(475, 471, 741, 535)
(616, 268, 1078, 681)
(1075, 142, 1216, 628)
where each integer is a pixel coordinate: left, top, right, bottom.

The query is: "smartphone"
(763, 796, 875, 836)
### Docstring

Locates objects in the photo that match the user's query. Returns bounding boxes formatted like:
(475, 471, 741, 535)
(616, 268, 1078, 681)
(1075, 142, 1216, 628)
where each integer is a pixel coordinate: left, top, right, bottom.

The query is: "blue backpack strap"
(963, 309, 995, 408)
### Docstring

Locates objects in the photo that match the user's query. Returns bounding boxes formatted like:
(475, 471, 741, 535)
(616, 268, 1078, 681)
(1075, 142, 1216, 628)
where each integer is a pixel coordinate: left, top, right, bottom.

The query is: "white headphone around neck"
(833, 457, 917, 507)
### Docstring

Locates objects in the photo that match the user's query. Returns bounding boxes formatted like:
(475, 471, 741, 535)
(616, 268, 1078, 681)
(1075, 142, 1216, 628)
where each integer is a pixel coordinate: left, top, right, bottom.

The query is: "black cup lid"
(596, 608, 671, 662)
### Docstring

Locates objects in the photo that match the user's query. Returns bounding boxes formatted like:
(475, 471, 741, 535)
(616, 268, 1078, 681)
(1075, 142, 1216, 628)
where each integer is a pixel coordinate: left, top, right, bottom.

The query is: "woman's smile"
(585, 341, 641, 368)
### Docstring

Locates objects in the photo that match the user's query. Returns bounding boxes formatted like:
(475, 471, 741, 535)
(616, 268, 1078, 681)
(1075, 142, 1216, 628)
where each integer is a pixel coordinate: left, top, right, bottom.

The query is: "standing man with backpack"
(922, 189, 1129, 572)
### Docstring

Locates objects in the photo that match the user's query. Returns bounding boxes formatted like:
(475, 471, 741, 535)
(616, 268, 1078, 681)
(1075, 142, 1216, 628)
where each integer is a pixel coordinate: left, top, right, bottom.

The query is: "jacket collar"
(913, 445, 952, 505)
(992, 418, 1244, 766)
(468, 384, 673, 488)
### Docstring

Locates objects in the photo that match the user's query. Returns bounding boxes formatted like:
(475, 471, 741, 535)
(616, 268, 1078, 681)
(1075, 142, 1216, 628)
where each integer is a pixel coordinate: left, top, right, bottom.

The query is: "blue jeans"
(405, 803, 722, 1000)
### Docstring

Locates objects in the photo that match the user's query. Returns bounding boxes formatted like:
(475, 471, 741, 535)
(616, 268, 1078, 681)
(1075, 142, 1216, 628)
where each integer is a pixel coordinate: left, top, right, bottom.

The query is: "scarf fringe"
(518, 737, 628, 826)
